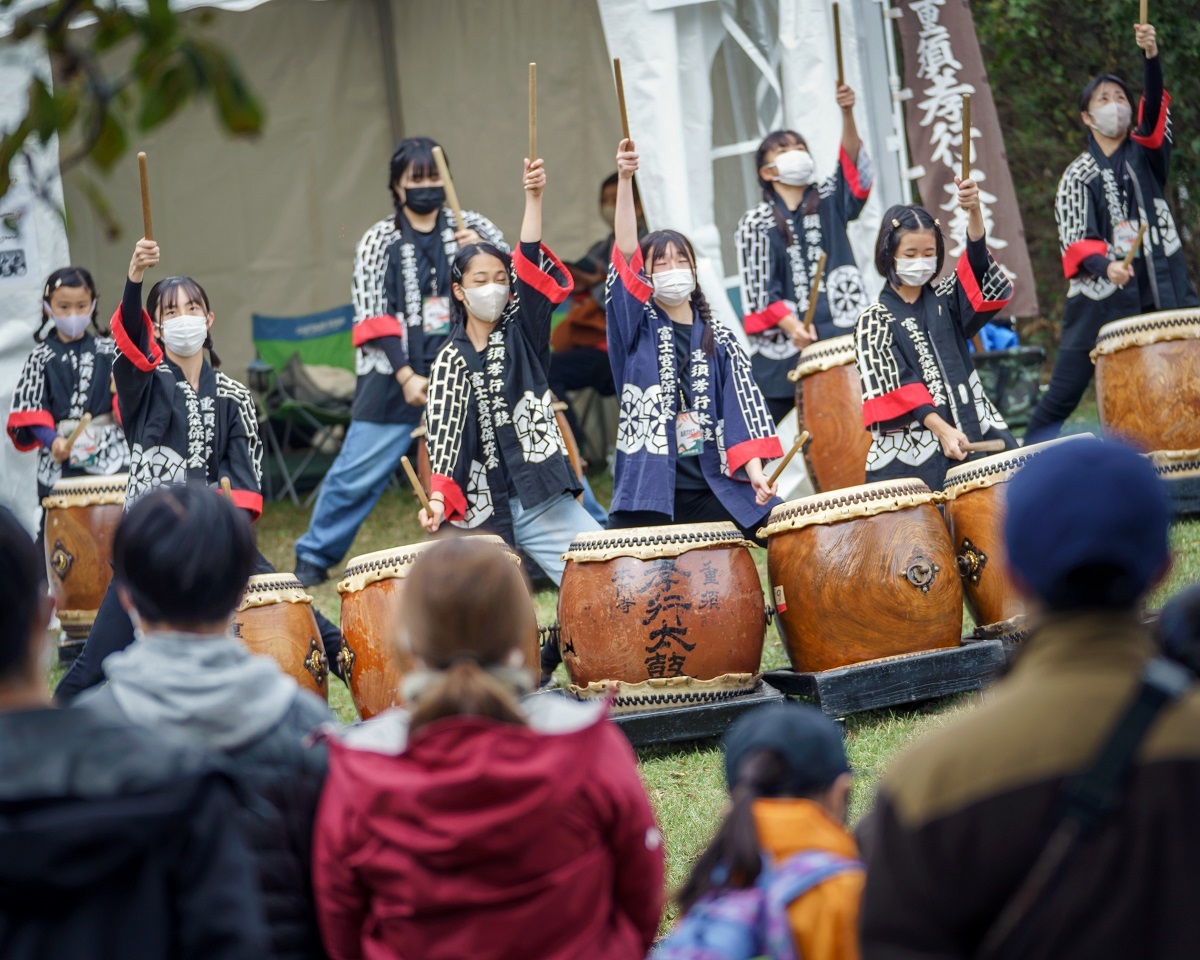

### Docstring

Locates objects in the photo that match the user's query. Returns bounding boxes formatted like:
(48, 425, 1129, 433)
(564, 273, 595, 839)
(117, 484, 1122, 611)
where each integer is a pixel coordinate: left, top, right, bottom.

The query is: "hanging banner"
(895, 0, 1038, 317)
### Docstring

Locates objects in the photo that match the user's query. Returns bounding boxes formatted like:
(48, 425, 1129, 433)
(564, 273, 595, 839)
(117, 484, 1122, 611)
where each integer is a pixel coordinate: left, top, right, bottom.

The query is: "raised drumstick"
(1140, 0, 1148, 25)
(961, 93, 972, 182)
(529, 63, 537, 163)
(803, 252, 828, 337)
(431, 146, 465, 235)
(63, 413, 92, 457)
(768, 430, 812, 486)
(832, 3, 844, 87)
(1122, 223, 1148, 269)
(138, 152, 154, 242)
(401, 455, 434, 515)
(962, 439, 1006, 454)
(613, 57, 631, 141)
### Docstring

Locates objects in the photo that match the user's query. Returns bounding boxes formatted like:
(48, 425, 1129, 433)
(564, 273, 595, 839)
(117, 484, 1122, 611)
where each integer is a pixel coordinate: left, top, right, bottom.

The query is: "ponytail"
(407, 657, 526, 737)
(692, 285, 718, 359)
(204, 332, 222, 370)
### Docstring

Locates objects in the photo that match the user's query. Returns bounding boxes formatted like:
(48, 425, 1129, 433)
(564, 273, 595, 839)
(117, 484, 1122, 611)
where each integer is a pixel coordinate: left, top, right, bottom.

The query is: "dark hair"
(1157, 584, 1200, 676)
(874, 204, 945, 289)
(448, 242, 513, 327)
(36, 266, 104, 342)
(112, 485, 256, 628)
(639, 229, 716, 357)
(0, 506, 46, 680)
(755, 130, 819, 242)
(601, 171, 640, 206)
(677, 749, 826, 913)
(405, 538, 536, 737)
(1079, 73, 1132, 114)
(1041, 563, 1146, 613)
(389, 136, 441, 230)
(146, 275, 221, 369)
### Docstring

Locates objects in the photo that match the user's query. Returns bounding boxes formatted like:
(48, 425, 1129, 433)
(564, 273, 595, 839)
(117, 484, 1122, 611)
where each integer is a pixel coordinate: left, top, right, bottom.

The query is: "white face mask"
(895, 256, 938, 288)
(651, 268, 696, 307)
(772, 149, 815, 186)
(45, 301, 92, 340)
(462, 283, 510, 323)
(161, 314, 209, 357)
(1089, 101, 1132, 139)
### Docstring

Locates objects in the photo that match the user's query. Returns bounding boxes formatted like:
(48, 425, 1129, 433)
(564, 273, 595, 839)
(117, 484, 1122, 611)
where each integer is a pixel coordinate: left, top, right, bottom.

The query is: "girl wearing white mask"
(8, 267, 130, 502)
(418, 157, 600, 586)
(855, 180, 1016, 490)
(735, 83, 874, 422)
(606, 138, 783, 542)
(1026, 21, 1197, 442)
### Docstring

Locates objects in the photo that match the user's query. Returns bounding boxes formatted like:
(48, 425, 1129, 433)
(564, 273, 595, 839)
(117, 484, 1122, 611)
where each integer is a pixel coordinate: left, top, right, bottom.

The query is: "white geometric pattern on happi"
(217, 372, 264, 486)
(459, 458, 495, 528)
(1057, 153, 1117, 303)
(866, 426, 940, 472)
(426, 348, 471, 479)
(512, 389, 566, 464)
(1155, 197, 1182, 257)
(125, 442, 188, 504)
(826, 263, 869, 329)
(709, 320, 776, 446)
(615, 383, 669, 455)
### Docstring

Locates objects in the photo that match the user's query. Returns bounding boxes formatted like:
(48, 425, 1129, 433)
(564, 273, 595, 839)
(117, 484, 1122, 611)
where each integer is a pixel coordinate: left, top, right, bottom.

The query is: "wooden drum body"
(337, 536, 532, 720)
(762, 480, 962, 673)
(42, 474, 128, 641)
(790, 336, 871, 492)
(1092, 310, 1200, 452)
(233, 574, 328, 698)
(558, 523, 765, 710)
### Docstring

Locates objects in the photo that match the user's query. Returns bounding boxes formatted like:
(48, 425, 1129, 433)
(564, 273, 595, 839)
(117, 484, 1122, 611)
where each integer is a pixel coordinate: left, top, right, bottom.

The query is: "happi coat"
(606, 245, 783, 530)
(735, 145, 874, 401)
(8, 332, 129, 496)
(425, 241, 578, 543)
(1056, 54, 1198, 353)
(111, 278, 264, 518)
(855, 238, 1015, 490)
(349, 208, 506, 425)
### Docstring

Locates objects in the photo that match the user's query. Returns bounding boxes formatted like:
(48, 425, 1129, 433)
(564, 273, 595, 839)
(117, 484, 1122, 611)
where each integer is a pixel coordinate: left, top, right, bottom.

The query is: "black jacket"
(0, 705, 268, 960)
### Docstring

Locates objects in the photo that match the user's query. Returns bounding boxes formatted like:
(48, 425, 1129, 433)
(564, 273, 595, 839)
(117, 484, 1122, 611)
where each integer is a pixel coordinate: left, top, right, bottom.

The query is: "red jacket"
(313, 710, 664, 960)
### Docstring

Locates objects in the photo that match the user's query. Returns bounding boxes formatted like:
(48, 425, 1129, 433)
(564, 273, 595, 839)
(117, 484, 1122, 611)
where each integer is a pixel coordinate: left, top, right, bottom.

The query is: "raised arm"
(614, 138, 640, 259)
(520, 157, 544, 244)
(837, 83, 860, 163)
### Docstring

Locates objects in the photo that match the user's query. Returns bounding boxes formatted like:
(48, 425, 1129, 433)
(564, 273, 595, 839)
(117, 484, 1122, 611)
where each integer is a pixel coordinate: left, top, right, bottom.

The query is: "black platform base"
(612, 683, 787, 747)
(1165, 475, 1200, 517)
(762, 640, 1008, 718)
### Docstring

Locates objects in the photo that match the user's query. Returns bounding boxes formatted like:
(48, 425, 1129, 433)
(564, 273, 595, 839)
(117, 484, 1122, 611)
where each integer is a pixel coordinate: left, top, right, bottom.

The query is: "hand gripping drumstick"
(802, 252, 827, 337)
(431, 147, 466, 236)
(832, 3, 844, 87)
(63, 413, 93, 457)
(401, 455, 434, 516)
(768, 430, 811, 487)
(138, 152, 154, 241)
(962, 439, 1006, 454)
(1122, 223, 1148, 270)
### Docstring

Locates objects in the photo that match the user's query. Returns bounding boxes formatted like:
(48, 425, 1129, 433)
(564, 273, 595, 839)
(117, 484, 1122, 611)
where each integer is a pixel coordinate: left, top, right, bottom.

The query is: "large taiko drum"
(337, 536, 535, 720)
(232, 574, 328, 698)
(761, 479, 962, 673)
(943, 437, 1084, 628)
(558, 523, 766, 711)
(789, 335, 871, 492)
(42, 474, 128, 651)
(1092, 309, 1200, 452)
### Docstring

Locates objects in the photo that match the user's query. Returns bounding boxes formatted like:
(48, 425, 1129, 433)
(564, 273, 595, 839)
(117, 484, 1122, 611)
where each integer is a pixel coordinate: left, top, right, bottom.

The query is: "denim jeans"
(295, 419, 416, 569)
(578, 475, 608, 526)
(511, 493, 602, 586)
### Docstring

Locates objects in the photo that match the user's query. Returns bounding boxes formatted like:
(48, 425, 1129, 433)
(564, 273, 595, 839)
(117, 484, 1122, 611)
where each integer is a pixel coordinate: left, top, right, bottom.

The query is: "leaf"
(88, 109, 127, 170)
(137, 62, 196, 130)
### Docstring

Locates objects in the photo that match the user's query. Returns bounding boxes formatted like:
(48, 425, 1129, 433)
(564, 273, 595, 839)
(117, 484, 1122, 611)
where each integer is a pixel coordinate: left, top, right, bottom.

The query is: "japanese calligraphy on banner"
(896, 0, 1039, 317)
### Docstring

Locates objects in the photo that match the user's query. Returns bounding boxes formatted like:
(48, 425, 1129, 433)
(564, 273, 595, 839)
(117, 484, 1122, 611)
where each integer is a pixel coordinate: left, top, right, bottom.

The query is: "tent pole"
(374, 0, 404, 145)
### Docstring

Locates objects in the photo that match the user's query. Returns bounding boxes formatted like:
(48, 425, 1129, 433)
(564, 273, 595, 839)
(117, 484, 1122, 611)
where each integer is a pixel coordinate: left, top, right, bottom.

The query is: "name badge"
(1113, 220, 1140, 259)
(422, 296, 451, 336)
(676, 410, 704, 457)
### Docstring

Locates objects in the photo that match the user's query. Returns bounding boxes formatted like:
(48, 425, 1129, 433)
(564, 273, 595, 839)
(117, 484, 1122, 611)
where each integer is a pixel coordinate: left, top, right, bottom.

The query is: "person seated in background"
(81, 485, 333, 960)
(860, 438, 1200, 959)
(655, 702, 863, 960)
(313, 537, 664, 960)
(0, 504, 268, 960)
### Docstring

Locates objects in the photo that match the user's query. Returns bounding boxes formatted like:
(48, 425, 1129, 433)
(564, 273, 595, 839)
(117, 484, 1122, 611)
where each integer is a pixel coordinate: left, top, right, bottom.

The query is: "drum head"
(1091, 308, 1200, 359)
(563, 521, 749, 563)
(337, 534, 511, 593)
(238, 573, 312, 612)
(789, 334, 857, 382)
(42, 473, 129, 509)
(757, 477, 935, 538)
(943, 434, 1090, 495)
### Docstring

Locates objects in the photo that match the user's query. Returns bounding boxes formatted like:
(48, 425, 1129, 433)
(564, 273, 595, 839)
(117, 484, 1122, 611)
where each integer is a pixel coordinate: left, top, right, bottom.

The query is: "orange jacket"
(753, 798, 864, 960)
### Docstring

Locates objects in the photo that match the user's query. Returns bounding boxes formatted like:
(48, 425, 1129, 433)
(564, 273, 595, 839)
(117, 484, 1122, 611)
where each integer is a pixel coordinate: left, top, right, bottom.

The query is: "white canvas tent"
(1, 0, 912, 520)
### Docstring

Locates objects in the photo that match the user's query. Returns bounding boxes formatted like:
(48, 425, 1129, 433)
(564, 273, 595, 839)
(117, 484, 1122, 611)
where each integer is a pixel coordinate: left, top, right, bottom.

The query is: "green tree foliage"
(972, 0, 1199, 341)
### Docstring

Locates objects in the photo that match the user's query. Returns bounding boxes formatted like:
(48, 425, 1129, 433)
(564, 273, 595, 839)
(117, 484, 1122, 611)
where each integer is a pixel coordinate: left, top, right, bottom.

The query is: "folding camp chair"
(250, 305, 356, 505)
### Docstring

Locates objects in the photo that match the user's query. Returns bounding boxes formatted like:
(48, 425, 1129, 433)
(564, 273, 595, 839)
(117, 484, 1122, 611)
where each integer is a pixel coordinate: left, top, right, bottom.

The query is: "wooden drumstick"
(802, 252, 828, 337)
(138, 152, 154, 242)
(832, 3, 844, 87)
(962, 439, 1006, 454)
(62, 413, 92, 456)
(1122, 222, 1147, 269)
(401, 455, 434, 515)
(220, 476, 233, 497)
(431, 146, 465, 235)
(529, 63, 537, 163)
(768, 430, 811, 487)
(1140, 0, 1148, 25)
(613, 57, 631, 141)
(961, 93, 972, 182)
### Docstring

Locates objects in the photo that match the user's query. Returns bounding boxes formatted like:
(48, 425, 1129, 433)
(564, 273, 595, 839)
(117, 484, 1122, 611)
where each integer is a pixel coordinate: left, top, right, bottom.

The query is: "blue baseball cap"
(1004, 437, 1170, 609)
(723, 702, 849, 794)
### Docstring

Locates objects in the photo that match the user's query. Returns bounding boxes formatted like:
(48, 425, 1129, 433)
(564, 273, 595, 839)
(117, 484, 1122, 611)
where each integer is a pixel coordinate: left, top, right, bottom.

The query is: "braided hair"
(146, 276, 222, 369)
(754, 130, 820, 244)
(639, 229, 716, 357)
(35, 266, 103, 342)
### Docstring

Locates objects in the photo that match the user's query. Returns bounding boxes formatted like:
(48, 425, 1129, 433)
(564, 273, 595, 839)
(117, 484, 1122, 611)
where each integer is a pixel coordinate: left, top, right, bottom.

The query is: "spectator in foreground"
(860, 438, 1200, 959)
(313, 537, 664, 960)
(0, 504, 268, 960)
(81, 485, 333, 960)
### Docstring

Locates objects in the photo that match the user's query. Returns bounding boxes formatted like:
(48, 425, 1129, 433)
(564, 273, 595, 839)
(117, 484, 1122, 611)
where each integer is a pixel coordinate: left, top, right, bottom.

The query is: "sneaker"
(294, 557, 329, 587)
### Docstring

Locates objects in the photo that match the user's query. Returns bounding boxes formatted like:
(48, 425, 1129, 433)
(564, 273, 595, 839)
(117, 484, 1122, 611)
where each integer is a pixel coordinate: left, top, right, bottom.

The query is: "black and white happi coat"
(1056, 54, 1198, 352)
(855, 238, 1015, 490)
(350, 207, 506, 424)
(425, 241, 578, 544)
(7, 332, 129, 497)
(111, 278, 264, 518)
(735, 145, 874, 401)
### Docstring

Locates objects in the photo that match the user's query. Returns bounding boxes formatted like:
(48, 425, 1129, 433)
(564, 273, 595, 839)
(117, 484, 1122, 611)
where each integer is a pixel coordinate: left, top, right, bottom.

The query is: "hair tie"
(934, 218, 941, 227)
(891, 218, 900, 228)
(449, 651, 480, 668)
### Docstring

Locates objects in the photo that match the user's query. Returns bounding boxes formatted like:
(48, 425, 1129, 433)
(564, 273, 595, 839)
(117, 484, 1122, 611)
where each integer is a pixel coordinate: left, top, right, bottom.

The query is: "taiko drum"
(789, 335, 871, 492)
(1092, 309, 1200, 452)
(232, 574, 328, 698)
(42, 474, 128, 650)
(761, 479, 962, 673)
(557, 523, 765, 710)
(337, 536, 534, 720)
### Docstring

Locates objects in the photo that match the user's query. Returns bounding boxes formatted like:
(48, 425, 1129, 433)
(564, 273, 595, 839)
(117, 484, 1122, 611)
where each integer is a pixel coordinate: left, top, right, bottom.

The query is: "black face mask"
(404, 186, 445, 215)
